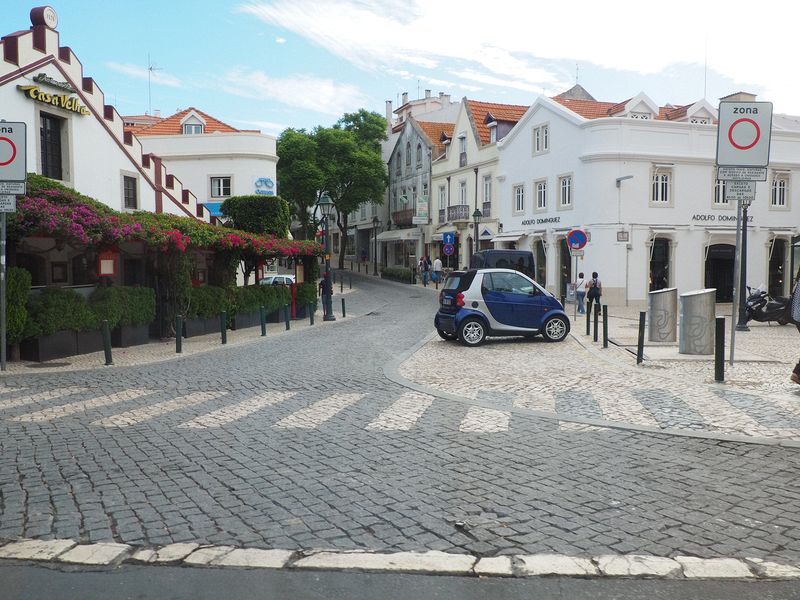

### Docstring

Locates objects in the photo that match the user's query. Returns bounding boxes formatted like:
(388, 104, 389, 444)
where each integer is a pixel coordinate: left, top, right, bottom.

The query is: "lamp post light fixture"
(317, 194, 336, 322)
(472, 207, 482, 255)
(372, 215, 381, 276)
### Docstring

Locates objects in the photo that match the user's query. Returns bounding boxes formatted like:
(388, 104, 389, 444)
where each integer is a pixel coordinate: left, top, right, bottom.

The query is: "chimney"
(425, 89, 431, 99)
(439, 91, 444, 98)
(154, 109, 161, 118)
(385, 100, 393, 122)
(402, 92, 408, 105)
(442, 94, 451, 104)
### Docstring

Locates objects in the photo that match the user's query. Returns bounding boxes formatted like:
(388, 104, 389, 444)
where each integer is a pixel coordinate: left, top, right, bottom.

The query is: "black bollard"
(340, 278, 343, 293)
(101, 319, 113, 365)
(260, 305, 266, 337)
(309, 302, 315, 325)
(636, 311, 646, 364)
(220, 311, 227, 345)
(284, 304, 290, 330)
(715, 316, 725, 382)
(176, 315, 183, 353)
(593, 305, 599, 342)
(602, 305, 609, 349)
(341, 297, 346, 318)
(586, 309, 590, 336)
(349, 275, 352, 290)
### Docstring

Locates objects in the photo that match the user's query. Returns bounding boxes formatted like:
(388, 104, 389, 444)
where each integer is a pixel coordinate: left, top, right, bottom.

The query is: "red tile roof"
(415, 120, 455, 158)
(551, 97, 619, 119)
(134, 107, 239, 136)
(465, 100, 528, 145)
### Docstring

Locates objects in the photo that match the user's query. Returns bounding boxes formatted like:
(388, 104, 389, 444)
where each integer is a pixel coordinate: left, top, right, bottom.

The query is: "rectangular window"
(533, 124, 549, 155)
(559, 176, 572, 207)
(40, 113, 63, 180)
(438, 185, 446, 210)
(210, 176, 231, 198)
(123, 175, 138, 209)
(483, 175, 492, 203)
(651, 169, 672, 205)
(513, 184, 525, 213)
(459, 136, 467, 167)
(183, 123, 204, 134)
(714, 179, 728, 206)
(536, 180, 547, 210)
(489, 125, 497, 144)
(771, 174, 789, 208)
(459, 180, 467, 205)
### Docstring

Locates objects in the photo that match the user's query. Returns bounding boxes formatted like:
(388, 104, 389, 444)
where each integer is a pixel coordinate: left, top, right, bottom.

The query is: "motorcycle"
(744, 285, 790, 325)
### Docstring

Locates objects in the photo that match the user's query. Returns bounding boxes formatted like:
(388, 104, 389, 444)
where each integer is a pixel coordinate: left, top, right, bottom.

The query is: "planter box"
(232, 311, 260, 330)
(76, 330, 104, 355)
(20, 330, 78, 362)
(112, 324, 150, 348)
(183, 316, 219, 338)
(294, 304, 308, 320)
(266, 306, 289, 323)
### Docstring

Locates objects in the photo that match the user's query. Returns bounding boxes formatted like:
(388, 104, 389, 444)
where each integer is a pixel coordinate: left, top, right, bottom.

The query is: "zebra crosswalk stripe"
(274, 393, 364, 429)
(459, 406, 510, 433)
(11, 389, 155, 422)
(178, 391, 297, 428)
(91, 391, 226, 427)
(0, 387, 88, 411)
(366, 392, 433, 431)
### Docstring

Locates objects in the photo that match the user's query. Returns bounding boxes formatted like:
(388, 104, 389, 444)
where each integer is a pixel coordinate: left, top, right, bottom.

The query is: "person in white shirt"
(432, 257, 443, 283)
(574, 272, 586, 314)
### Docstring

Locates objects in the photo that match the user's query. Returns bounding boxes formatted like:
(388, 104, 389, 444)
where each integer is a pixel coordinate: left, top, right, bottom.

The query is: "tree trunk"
(337, 214, 348, 270)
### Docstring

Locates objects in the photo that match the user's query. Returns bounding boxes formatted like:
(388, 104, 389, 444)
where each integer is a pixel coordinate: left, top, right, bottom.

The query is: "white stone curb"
(1, 538, 798, 579)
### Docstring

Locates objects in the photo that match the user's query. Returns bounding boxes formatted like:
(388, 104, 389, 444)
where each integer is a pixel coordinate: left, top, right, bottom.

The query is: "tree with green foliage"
(221, 194, 291, 283)
(336, 109, 387, 153)
(277, 129, 324, 240)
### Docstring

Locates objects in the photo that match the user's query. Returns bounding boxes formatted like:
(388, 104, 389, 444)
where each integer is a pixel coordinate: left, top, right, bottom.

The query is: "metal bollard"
(176, 315, 183, 353)
(602, 305, 609, 349)
(284, 304, 290, 330)
(340, 278, 343, 293)
(349, 275, 352, 290)
(586, 309, 590, 336)
(220, 311, 227, 345)
(593, 305, 599, 342)
(260, 305, 266, 337)
(309, 302, 315, 325)
(715, 316, 725, 382)
(341, 297, 346, 318)
(636, 311, 646, 364)
(101, 319, 113, 365)
(332, 271, 336, 284)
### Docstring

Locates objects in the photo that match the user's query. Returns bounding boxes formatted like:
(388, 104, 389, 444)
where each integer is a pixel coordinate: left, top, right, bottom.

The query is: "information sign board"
(0, 196, 16, 213)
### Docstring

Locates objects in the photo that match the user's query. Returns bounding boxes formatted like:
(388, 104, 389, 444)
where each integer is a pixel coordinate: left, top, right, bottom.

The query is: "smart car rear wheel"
(458, 318, 486, 346)
(542, 316, 569, 342)
(437, 329, 457, 341)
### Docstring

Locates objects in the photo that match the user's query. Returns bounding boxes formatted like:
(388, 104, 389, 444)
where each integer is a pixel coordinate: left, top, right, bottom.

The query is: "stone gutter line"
(0, 537, 798, 579)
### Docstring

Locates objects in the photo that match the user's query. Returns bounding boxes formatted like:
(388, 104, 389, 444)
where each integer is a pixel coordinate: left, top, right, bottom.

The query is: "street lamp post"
(472, 208, 482, 255)
(372, 215, 381, 276)
(317, 194, 336, 322)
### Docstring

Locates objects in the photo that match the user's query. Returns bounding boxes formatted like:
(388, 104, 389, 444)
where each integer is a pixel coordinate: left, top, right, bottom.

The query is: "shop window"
(40, 113, 63, 180)
(210, 177, 231, 198)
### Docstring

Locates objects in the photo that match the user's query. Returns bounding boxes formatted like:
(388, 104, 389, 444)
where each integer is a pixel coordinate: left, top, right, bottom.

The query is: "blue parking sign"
(443, 232, 455, 245)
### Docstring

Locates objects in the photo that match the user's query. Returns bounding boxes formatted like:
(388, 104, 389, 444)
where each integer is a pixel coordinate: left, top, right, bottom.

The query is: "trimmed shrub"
(295, 282, 317, 309)
(25, 286, 97, 337)
(187, 286, 230, 318)
(89, 286, 156, 328)
(7, 267, 31, 345)
(380, 267, 414, 283)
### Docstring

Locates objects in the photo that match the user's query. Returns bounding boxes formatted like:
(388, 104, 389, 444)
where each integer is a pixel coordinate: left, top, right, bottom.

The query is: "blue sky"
(2, 1, 794, 136)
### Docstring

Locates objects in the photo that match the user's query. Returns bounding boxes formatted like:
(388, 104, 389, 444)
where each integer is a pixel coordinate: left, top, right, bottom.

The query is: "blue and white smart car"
(434, 268, 570, 346)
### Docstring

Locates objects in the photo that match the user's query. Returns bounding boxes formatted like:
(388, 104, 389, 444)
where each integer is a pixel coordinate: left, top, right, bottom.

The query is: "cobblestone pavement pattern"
(1, 274, 800, 565)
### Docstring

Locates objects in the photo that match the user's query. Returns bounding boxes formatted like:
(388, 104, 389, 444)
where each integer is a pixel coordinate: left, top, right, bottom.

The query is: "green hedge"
(187, 286, 230, 318)
(8, 267, 31, 345)
(25, 286, 98, 337)
(380, 267, 414, 283)
(230, 284, 291, 315)
(89, 286, 156, 327)
(295, 282, 317, 309)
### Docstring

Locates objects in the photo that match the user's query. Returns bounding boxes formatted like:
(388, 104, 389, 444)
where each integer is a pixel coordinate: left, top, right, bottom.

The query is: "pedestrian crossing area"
(0, 384, 798, 440)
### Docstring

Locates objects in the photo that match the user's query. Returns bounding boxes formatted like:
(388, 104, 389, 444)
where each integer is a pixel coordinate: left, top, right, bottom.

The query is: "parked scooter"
(744, 285, 790, 325)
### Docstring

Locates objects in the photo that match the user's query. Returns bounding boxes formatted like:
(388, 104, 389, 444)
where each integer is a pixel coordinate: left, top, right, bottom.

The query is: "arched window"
(416, 144, 423, 166)
(405, 142, 411, 166)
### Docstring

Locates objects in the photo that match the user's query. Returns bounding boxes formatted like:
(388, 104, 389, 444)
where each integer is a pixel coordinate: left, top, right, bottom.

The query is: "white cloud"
(230, 118, 289, 135)
(105, 62, 182, 88)
(275, 36, 286, 44)
(224, 68, 368, 116)
(237, 0, 800, 114)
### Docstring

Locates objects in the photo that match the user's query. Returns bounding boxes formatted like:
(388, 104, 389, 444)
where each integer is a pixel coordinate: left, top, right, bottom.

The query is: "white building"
(127, 108, 278, 222)
(496, 85, 800, 307)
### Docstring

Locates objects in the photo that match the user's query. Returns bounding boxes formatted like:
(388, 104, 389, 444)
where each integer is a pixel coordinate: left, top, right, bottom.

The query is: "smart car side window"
(506, 273, 535, 295)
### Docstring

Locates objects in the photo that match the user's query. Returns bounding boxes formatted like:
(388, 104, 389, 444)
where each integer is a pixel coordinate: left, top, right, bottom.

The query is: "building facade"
(495, 85, 800, 306)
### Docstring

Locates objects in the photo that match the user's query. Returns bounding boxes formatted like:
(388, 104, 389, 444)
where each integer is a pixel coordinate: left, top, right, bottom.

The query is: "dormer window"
(183, 123, 204, 134)
(488, 121, 498, 143)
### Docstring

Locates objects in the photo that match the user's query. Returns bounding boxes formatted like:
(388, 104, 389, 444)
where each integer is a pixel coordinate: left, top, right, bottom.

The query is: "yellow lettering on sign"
(15, 85, 89, 116)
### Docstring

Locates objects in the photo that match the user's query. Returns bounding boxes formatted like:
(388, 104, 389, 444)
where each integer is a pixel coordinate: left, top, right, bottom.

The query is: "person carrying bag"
(586, 271, 602, 315)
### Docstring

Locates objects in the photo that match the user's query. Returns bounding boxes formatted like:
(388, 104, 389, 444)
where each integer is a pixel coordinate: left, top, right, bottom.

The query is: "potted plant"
(21, 286, 96, 361)
(294, 282, 318, 320)
(90, 286, 155, 347)
(184, 285, 228, 337)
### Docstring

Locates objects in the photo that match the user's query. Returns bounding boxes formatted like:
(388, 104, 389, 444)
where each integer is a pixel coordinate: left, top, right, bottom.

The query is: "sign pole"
(1, 212, 6, 372)
(730, 199, 743, 366)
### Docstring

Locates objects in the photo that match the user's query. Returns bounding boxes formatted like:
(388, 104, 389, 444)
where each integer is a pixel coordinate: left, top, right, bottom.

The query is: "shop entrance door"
(768, 238, 787, 297)
(559, 238, 572, 301)
(705, 244, 735, 302)
(649, 238, 670, 291)
(534, 239, 547, 285)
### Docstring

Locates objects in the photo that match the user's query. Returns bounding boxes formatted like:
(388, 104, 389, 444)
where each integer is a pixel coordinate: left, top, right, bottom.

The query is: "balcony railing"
(447, 204, 470, 222)
(391, 209, 415, 228)
(482, 202, 492, 218)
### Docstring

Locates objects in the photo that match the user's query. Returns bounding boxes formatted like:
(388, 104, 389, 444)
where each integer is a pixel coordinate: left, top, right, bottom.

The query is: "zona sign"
(716, 101, 772, 168)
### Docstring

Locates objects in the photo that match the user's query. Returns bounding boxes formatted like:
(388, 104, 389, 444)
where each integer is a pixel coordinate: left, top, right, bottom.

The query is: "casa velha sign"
(16, 85, 90, 116)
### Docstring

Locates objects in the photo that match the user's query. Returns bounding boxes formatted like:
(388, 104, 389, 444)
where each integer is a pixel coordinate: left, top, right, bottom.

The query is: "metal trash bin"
(679, 288, 716, 355)
(648, 287, 677, 342)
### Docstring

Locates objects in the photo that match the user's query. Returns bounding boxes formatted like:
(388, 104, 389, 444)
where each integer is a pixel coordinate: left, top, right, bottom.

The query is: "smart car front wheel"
(542, 315, 569, 342)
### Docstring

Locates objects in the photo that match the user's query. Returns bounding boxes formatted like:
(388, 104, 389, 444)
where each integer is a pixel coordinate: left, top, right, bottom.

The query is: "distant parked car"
(260, 275, 296, 286)
(434, 268, 570, 346)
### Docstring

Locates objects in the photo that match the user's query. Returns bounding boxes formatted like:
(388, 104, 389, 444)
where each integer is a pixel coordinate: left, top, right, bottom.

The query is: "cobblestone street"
(1, 274, 800, 568)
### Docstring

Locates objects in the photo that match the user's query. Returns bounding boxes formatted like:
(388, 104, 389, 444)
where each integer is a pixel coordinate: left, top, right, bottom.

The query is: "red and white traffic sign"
(0, 122, 26, 183)
(716, 102, 772, 169)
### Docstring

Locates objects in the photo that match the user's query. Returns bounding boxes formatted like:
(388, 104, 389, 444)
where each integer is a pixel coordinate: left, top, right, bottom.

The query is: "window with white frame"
(714, 179, 728, 206)
(535, 179, 547, 210)
(483, 175, 492, 204)
(513, 184, 525, 213)
(771, 173, 789, 208)
(210, 176, 231, 198)
(459, 180, 467, 205)
(438, 185, 446, 214)
(183, 123, 204, 134)
(123, 175, 138, 210)
(533, 124, 549, 155)
(651, 167, 672, 205)
(360, 203, 366, 219)
(488, 122, 497, 143)
(559, 175, 572, 207)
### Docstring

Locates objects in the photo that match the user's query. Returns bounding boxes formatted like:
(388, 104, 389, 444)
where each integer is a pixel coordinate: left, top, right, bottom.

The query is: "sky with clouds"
(2, 1, 796, 136)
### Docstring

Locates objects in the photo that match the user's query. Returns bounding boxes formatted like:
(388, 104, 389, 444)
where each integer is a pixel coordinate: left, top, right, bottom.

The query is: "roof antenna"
(147, 53, 162, 116)
(575, 62, 579, 85)
(703, 36, 708, 100)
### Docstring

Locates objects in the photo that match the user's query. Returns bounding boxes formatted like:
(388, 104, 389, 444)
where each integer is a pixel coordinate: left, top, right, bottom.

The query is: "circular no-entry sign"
(0, 137, 16, 167)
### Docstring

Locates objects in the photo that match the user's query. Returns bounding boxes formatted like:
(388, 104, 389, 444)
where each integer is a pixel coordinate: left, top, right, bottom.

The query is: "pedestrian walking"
(432, 256, 443, 283)
(586, 271, 602, 315)
(575, 272, 586, 314)
(789, 268, 800, 384)
(418, 255, 431, 286)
